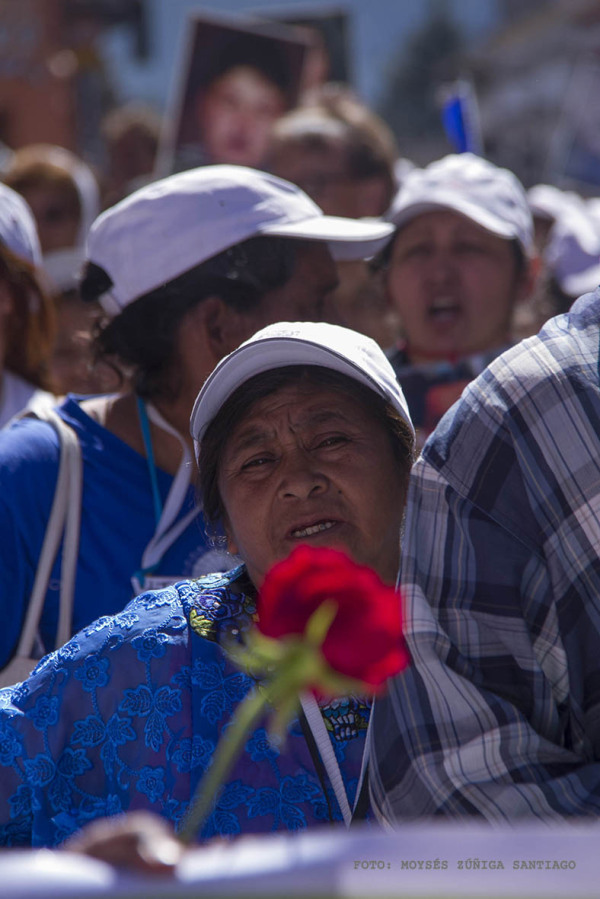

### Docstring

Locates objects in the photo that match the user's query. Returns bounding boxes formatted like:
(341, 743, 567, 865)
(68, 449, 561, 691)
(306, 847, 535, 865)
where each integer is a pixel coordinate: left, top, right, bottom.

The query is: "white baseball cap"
(0, 182, 42, 266)
(86, 165, 394, 316)
(526, 183, 584, 224)
(190, 320, 414, 457)
(4, 143, 100, 249)
(387, 152, 533, 255)
(545, 209, 600, 299)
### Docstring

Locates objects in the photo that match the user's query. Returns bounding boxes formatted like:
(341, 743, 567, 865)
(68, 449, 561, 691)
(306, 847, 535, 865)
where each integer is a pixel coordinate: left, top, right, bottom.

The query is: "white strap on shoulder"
(139, 402, 201, 573)
(14, 409, 82, 657)
(300, 691, 352, 826)
(52, 411, 82, 647)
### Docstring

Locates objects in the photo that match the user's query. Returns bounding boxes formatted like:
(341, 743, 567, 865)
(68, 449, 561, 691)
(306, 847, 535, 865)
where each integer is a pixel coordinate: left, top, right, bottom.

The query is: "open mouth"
(427, 297, 461, 323)
(289, 520, 338, 539)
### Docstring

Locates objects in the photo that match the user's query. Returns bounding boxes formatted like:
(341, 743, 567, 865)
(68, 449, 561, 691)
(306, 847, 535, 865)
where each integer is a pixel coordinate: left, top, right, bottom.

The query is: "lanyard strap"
(137, 396, 162, 525)
(299, 692, 352, 826)
(134, 397, 201, 590)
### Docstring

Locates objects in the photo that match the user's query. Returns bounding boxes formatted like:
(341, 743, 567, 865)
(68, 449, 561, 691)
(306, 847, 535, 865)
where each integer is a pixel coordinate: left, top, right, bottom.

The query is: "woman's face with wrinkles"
(218, 381, 406, 587)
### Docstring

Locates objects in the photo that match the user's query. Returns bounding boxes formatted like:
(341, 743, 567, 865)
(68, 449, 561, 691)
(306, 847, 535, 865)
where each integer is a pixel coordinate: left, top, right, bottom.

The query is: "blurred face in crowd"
(386, 210, 531, 363)
(197, 65, 287, 167)
(18, 185, 80, 254)
(218, 380, 406, 587)
(109, 130, 157, 189)
(271, 143, 390, 219)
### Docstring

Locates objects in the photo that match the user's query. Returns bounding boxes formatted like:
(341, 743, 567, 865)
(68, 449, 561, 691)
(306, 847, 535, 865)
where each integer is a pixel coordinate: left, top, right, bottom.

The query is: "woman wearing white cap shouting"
(0, 165, 393, 680)
(3, 143, 105, 397)
(0, 320, 414, 855)
(378, 152, 539, 446)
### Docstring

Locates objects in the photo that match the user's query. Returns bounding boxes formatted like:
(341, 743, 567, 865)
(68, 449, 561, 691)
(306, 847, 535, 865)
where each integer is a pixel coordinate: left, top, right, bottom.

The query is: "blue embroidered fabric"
(0, 566, 370, 847)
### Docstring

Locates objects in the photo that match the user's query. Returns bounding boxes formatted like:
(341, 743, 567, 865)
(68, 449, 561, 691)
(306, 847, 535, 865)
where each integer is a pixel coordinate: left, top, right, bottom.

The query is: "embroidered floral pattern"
(188, 567, 256, 643)
(0, 568, 369, 847)
(321, 696, 370, 742)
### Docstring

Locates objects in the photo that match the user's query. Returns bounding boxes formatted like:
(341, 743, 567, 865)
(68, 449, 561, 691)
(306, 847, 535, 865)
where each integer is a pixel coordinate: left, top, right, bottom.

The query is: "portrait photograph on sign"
(156, 11, 309, 176)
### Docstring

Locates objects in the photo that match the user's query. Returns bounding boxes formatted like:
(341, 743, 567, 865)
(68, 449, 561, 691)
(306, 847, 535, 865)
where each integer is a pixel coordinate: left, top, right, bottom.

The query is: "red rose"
(257, 545, 409, 692)
(179, 546, 410, 841)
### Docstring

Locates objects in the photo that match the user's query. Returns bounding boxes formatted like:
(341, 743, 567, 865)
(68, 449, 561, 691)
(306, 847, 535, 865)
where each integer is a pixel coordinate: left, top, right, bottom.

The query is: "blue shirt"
(0, 396, 232, 667)
(0, 567, 370, 846)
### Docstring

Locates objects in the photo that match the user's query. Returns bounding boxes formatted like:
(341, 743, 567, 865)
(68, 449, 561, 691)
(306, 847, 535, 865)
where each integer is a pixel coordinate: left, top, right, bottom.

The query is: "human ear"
(200, 295, 252, 361)
(223, 518, 239, 556)
(0, 282, 14, 317)
(178, 295, 239, 376)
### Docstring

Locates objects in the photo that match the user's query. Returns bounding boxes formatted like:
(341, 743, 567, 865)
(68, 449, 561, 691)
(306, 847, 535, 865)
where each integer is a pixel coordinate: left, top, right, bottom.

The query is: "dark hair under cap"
(199, 35, 295, 105)
(82, 235, 298, 401)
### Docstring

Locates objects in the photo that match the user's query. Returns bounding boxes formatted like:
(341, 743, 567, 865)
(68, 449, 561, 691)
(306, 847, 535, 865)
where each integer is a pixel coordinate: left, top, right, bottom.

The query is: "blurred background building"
(3, 0, 600, 191)
(467, 0, 600, 191)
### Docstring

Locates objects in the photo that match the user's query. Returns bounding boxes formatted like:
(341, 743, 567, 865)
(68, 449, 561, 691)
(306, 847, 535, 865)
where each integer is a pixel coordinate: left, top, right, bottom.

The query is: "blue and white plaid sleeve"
(369, 294, 600, 821)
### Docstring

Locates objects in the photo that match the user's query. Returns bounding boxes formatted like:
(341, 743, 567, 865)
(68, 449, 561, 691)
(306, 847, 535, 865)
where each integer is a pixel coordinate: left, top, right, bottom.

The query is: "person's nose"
(427, 246, 458, 284)
(238, 108, 258, 134)
(276, 448, 328, 500)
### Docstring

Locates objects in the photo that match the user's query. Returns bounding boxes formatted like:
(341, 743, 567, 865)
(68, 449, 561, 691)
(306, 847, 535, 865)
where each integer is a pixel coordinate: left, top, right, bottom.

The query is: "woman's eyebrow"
(305, 409, 350, 426)
(226, 426, 273, 457)
(226, 407, 354, 459)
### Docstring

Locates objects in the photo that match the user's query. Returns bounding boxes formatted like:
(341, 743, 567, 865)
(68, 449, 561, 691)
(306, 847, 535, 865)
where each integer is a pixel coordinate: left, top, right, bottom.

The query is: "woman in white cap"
(0, 182, 56, 427)
(378, 152, 538, 446)
(523, 184, 600, 334)
(0, 320, 414, 856)
(0, 164, 393, 678)
(3, 143, 104, 396)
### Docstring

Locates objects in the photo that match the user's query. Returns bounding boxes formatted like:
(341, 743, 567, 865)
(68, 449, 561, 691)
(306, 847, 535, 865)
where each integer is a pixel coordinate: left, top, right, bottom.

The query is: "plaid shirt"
(369, 289, 600, 821)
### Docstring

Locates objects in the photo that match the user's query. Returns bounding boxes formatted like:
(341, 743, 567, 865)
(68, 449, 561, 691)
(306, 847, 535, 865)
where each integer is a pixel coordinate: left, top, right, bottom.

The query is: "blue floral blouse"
(0, 566, 370, 847)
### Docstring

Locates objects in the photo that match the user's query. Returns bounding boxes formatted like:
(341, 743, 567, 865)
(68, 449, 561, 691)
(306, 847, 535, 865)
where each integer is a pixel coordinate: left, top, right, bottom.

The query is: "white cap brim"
(191, 329, 414, 455)
(259, 215, 394, 260)
(561, 263, 600, 298)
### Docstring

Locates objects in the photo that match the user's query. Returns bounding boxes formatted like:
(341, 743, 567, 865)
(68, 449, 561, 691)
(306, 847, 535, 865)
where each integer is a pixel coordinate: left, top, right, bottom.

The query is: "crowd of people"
(1, 45, 600, 874)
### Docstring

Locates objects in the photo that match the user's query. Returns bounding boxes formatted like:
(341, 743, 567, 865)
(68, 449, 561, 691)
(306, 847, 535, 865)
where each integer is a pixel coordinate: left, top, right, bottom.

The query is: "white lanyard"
(300, 692, 352, 826)
(131, 399, 201, 594)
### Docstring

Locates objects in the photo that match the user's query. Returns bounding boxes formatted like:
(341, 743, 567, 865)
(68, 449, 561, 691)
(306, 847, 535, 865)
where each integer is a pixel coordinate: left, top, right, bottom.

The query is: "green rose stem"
(177, 684, 269, 844)
(177, 600, 362, 845)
